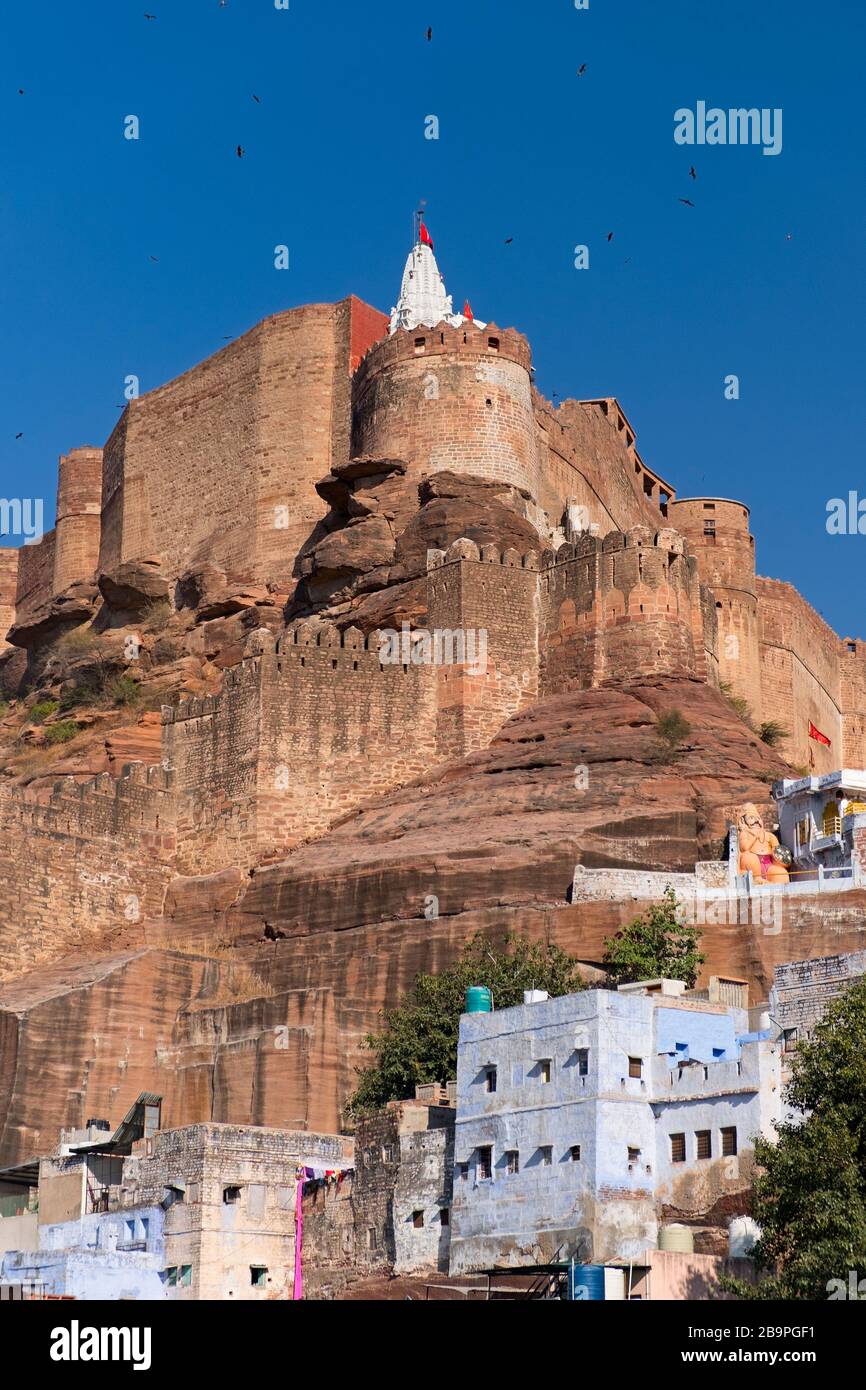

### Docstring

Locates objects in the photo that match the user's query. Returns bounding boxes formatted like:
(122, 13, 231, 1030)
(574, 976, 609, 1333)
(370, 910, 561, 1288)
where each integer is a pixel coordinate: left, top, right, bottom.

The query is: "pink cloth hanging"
(292, 1177, 304, 1300)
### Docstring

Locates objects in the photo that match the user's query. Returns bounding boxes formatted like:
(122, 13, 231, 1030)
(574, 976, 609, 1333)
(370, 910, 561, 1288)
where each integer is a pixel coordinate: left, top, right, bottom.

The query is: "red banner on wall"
(808, 721, 831, 747)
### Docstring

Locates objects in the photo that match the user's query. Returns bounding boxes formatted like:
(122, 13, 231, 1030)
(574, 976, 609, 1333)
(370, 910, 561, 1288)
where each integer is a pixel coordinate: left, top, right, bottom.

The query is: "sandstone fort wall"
(0, 765, 175, 981)
(99, 297, 387, 592)
(0, 549, 18, 650)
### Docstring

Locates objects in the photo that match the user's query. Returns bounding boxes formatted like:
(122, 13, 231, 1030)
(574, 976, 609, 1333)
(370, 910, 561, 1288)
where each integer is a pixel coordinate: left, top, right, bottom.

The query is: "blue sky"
(2, 0, 864, 635)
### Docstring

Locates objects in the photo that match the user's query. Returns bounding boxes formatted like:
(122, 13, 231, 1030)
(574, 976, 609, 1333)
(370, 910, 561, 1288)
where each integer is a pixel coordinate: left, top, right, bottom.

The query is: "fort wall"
(0, 765, 175, 981)
(668, 498, 761, 724)
(100, 297, 387, 592)
(534, 396, 672, 540)
(756, 576, 847, 773)
(14, 529, 56, 623)
(53, 448, 102, 595)
(540, 528, 704, 696)
(0, 549, 18, 649)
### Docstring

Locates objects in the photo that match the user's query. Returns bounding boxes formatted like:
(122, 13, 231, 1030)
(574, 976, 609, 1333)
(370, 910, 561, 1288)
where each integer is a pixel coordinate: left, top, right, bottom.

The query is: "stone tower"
(54, 446, 103, 594)
(351, 228, 540, 503)
(668, 497, 761, 723)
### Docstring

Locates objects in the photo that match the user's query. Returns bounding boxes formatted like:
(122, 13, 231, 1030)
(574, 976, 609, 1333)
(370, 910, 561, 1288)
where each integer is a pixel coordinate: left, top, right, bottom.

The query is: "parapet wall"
(0, 764, 175, 981)
(541, 527, 706, 695)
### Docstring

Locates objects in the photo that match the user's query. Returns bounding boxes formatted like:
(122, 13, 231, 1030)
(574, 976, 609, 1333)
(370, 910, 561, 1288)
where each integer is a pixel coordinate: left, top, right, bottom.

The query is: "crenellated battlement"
(353, 320, 531, 386)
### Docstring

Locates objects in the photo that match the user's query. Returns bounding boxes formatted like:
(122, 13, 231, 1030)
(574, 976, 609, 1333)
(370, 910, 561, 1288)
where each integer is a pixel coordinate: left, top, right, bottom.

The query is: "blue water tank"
(569, 1264, 606, 1301)
(465, 985, 493, 1014)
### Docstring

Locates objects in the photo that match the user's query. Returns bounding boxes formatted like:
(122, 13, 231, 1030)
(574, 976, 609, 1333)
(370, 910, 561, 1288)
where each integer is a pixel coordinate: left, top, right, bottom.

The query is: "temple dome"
(389, 236, 485, 334)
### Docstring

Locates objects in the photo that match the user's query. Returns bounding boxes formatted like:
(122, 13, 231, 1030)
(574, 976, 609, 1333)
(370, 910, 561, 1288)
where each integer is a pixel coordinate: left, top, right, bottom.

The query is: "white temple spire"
(388, 219, 485, 334)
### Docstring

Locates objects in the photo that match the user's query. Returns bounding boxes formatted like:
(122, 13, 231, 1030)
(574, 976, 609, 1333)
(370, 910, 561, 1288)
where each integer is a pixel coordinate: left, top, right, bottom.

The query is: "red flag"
(463, 300, 474, 321)
(419, 220, 434, 250)
(808, 720, 831, 747)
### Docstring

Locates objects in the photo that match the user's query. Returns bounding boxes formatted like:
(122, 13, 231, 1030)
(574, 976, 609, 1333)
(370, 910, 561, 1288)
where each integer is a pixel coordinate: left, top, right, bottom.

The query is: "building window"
(783, 1028, 798, 1053)
(367, 1228, 378, 1250)
(696, 1130, 712, 1160)
(721, 1127, 738, 1157)
(477, 1147, 493, 1181)
(484, 1067, 497, 1093)
(628, 1057, 643, 1079)
(540, 1146, 553, 1167)
(575, 1049, 589, 1076)
(539, 1060, 552, 1084)
(570, 1145, 581, 1162)
(250, 1266, 268, 1288)
(457, 1163, 468, 1182)
(223, 1185, 242, 1204)
(382, 1144, 395, 1162)
(505, 1150, 520, 1175)
(164, 1267, 178, 1287)
(487, 336, 500, 351)
(179, 1264, 192, 1288)
(671, 1133, 686, 1164)
(412, 1210, 424, 1229)
(440, 1207, 450, 1227)
(628, 1147, 641, 1164)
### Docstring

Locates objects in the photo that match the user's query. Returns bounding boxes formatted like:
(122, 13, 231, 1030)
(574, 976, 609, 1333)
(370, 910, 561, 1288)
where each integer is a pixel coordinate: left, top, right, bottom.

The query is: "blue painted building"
(449, 980, 782, 1273)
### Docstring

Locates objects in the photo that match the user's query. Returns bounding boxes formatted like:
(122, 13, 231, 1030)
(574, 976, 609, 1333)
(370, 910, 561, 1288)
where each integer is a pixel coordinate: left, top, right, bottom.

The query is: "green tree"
(725, 979, 866, 1300)
(655, 709, 692, 753)
(348, 934, 585, 1116)
(602, 888, 704, 988)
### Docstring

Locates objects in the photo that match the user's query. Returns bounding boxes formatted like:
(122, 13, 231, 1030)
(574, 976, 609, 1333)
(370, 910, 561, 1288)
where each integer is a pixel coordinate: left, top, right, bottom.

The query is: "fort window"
(570, 1145, 581, 1162)
(457, 1163, 469, 1182)
(848, 641, 857, 653)
(721, 1127, 738, 1157)
(412, 1210, 424, 1229)
(628, 1147, 641, 1164)
(484, 1066, 497, 1093)
(628, 1056, 643, 1079)
(575, 1048, 589, 1075)
(223, 1185, 242, 1204)
(487, 336, 500, 351)
(250, 1266, 268, 1287)
(703, 521, 716, 543)
(367, 1228, 378, 1249)
(485, 398, 493, 407)
(539, 1146, 553, 1166)
(696, 1130, 712, 1160)
(703, 502, 715, 510)
(783, 1028, 798, 1052)
(414, 336, 426, 351)
(440, 1207, 450, 1226)
(477, 1146, 493, 1180)
(505, 1150, 520, 1175)
(642, 475, 654, 499)
(539, 1059, 552, 1083)
(180, 1265, 192, 1288)
(164, 1266, 178, 1287)
(671, 1133, 686, 1163)
(382, 1143, 394, 1162)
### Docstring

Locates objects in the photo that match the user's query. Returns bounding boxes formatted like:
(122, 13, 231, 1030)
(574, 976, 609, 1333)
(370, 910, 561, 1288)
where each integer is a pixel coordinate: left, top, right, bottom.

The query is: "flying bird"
(426, 27, 432, 40)
(689, 166, 697, 180)
(678, 198, 695, 208)
(504, 236, 513, 244)
(252, 94, 261, 104)
(236, 145, 244, 158)
(149, 255, 159, 262)
(785, 232, 794, 241)
(607, 231, 614, 241)
(144, 12, 156, 18)
(577, 64, 587, 76)
(17, 89, 24, 95)
(15, 432, 23, 439)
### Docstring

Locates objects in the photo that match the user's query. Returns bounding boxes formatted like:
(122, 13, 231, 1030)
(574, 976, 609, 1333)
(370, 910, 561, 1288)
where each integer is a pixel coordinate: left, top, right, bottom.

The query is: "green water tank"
(465, 985, 493, 1014)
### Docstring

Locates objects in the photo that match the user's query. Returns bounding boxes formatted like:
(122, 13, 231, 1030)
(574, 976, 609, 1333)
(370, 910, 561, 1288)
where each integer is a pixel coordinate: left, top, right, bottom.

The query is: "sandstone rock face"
(7, 581, 100, 649)
(98, 558, 169, 612)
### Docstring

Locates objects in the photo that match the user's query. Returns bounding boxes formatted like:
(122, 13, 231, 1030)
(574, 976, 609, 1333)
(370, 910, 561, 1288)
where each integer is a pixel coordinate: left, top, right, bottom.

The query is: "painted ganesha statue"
(737, 803, 791, 884)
